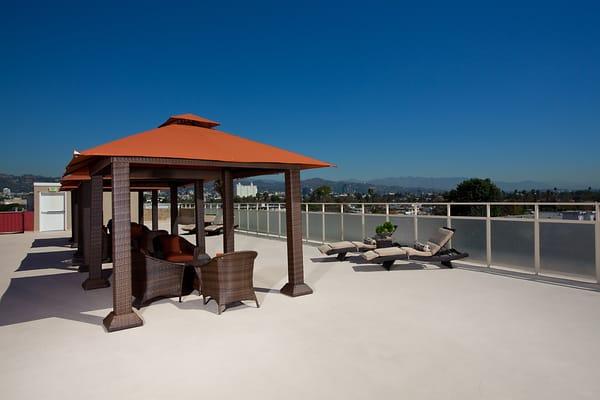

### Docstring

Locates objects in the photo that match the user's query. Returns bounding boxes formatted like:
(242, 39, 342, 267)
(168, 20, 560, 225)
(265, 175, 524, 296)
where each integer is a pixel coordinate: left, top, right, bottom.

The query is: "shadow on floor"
(31, 237, 73, 248)
(17, 250, 77, 272)
(145, 292, 264, 315)
(352, 263, 428, 272)
(0, 271, 111, 327)
(310, 256, 341, 263)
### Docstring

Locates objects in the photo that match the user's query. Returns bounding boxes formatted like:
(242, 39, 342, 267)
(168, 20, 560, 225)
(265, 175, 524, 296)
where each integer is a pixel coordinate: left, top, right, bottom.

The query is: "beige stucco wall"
(102, 192, 140, 225)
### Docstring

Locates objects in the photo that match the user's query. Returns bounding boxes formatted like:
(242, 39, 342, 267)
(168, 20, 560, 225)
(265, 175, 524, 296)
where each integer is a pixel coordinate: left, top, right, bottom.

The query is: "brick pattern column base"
(103, 311, 143, 332)
(280, 282, 313, 297)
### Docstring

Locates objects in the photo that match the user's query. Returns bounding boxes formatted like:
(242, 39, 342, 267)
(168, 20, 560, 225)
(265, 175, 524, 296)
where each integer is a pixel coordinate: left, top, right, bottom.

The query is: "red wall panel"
(23, 211, 34, 231)
(0, 212, 25, 233)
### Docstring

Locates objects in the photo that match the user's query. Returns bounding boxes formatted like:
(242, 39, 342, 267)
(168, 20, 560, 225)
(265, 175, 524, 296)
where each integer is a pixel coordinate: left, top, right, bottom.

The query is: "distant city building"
(2, 187, 11, 196)
(561, 211, 596, 221)
(236, 182, 258, 198)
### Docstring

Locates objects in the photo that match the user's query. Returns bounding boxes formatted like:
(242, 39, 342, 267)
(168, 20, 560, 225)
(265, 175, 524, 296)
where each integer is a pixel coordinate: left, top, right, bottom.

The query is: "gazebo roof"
(63, 113, 331, 181)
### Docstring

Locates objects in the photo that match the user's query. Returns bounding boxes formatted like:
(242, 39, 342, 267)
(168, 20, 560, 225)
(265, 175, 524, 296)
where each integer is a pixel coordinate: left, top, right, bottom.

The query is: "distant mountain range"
(239, 176, 573, 194)
(0, 173, 59, 193)
(0, 172, 587, 195)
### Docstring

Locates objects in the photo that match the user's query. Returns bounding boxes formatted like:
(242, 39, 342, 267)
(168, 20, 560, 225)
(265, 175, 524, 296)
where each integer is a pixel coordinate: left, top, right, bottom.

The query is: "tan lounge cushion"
(400, 247, 433, 257)
(374, 247, 407, 257)
(318, 242, 353, 255)
(361, 250, 380, 261)
(427, 227, 454, 255)
(205, 224, 223, 232)
(351, 241, 376, 250)
(362, 247, 406, 261)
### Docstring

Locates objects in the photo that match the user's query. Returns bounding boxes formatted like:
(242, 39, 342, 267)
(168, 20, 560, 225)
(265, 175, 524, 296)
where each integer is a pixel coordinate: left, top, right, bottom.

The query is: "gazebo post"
(69, 189, 78, 247)
(78, 180, 91, 273)
(170, 184, 178, 235)
(71, 187, 83, 260)
(281, 169, 313, 297)
(82, 174, 110, 290)
(137, 191, 144, 226)
(151, 190, 159, 230)
(103, 160, 143, 332)
(194, 180, 206, 253)
(221, 169, 234, 253)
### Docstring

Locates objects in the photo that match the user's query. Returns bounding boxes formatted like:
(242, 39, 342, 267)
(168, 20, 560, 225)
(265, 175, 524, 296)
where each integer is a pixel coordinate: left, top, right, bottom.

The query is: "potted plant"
(375, 221, 397, 239)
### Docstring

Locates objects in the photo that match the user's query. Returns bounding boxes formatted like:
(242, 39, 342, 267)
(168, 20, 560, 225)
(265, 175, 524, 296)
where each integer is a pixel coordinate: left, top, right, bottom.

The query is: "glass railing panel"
(540, 223, 595, 279)
(300, 211, 306, 239)
(342, 214, 362, 241)
(267, 211, 280, 235)
(417, 217, 447, 243)
(248, 209, 257, 231)
(281, 210, 287, 236)
(450, 219, 486, 263)
(365, 215, 386, 239)
(389, 216, 414, 245)
(324, 214, 342, 242)
(257, 210, 268, 233)
(308, 213, 323, 241)
(491, 220, 534, 271)
(234, 209, 239, 226)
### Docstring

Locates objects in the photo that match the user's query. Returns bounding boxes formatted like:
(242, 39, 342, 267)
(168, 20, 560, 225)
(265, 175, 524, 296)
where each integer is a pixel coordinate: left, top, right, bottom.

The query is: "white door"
(39, 192, 66, 231)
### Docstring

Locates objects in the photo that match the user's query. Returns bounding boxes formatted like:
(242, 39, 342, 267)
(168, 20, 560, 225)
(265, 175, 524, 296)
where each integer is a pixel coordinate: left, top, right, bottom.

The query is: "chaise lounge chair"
(361, 227, 468, 270)
(318, 240, 377, 260)
(204, 215, 239, 236)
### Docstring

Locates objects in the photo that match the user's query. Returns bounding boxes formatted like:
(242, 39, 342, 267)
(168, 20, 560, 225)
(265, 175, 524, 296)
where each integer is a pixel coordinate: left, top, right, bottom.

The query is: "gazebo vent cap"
(159, 113, 220, 128)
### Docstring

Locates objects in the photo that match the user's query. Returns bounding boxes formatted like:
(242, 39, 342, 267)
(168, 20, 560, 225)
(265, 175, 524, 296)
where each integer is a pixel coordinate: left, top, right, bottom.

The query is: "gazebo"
(61, 113, 331, 332)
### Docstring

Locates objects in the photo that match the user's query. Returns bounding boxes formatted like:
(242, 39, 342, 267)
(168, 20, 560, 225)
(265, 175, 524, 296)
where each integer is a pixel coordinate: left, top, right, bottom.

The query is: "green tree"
(447, 178, 503, 216)
(309, 185, 332, 202)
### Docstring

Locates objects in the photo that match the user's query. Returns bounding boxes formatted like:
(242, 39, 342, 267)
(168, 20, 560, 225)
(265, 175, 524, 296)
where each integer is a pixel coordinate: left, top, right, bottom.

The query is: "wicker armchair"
(131, 232, 203, 308)
(197, 251, 259, 314)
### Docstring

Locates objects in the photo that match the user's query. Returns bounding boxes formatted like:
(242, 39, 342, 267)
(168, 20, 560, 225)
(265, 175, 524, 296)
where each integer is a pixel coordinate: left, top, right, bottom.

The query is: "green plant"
(375, 221, 396, 237)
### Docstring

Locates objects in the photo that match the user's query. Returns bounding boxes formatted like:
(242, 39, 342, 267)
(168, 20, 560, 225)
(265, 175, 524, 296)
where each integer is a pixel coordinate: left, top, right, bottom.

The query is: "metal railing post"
(321, 203, 326, 243)
(256, 203, 260, 236)
(361, 203, 366, 239)
(340, 204, 344, 241)
(447, 204, 452, 248)
(534, 204, 541, 275)
(266, 203, 270, 235)
(413, 204, 419, 243)
(278, 203, 282, 238)
(246, 204, 250, 231)
(486, 203, 492, 268)
(385, 203, 390, 222)
(305, 203, 309, 241)
(595, 202, 600, 283)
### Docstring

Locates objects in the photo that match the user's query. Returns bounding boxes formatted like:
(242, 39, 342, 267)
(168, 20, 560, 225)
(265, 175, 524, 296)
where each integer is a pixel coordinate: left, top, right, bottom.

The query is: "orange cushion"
(130, 223, 144, 239)
(165, 253, 194, 263)
(159, 235, 182, 256)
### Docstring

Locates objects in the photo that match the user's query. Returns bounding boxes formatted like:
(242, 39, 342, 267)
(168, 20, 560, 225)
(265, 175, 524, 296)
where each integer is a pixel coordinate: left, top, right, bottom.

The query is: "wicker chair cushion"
(131, 223, 145, 239)
(165, 253, 194, 263)
(159, 235, 183, 256)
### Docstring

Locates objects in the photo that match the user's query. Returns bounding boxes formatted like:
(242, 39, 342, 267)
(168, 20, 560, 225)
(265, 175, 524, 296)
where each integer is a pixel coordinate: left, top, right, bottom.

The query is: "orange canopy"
(72, 113, 329, 167)
(61, 113, 332, 187)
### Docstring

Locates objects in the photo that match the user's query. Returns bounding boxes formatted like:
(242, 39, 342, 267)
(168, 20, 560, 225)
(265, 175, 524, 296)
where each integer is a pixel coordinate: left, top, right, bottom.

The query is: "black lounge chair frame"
(379, 248, 469, 270)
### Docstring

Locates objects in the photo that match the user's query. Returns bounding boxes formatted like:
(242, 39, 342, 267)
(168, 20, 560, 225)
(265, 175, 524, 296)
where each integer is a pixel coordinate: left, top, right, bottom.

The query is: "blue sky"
(2, 1, 599, 187)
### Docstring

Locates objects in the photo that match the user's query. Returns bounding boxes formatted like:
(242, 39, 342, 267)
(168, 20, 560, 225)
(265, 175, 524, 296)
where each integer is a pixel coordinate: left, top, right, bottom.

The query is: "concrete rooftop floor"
(1, 230, 600, 400)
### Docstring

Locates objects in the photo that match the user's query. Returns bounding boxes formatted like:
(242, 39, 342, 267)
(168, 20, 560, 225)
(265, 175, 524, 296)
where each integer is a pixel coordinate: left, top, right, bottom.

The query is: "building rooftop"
(1, 230, 599, 399)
